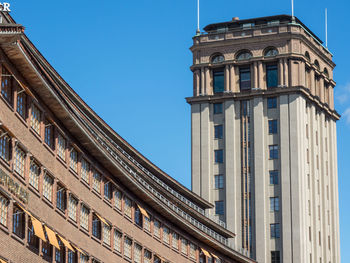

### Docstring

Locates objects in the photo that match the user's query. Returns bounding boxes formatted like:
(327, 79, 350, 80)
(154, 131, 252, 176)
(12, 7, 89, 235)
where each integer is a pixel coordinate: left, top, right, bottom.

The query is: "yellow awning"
(57, 234, 74, 251)
(31, 217, 46, 242)
(211, 253, 219, 259)
(137, 204, 149, 218)
(201, 248, 211, 257)
(17, 203, 32, 217)
(95, 213, 109, 226)
(0, 258, 7, 263)
(72, 244, 86, 255)
(44, 225, 60, 249)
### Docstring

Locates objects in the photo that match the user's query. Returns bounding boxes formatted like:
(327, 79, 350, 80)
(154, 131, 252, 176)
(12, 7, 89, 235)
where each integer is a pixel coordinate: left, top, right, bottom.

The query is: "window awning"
(0, 258, 7, 263)
(201, 248, 211, 257)
(57, 234, 74, 251)
(31, 217, 46, 242)
(17, 203, 32, 217)
(44, 225, 60, 249)
(211, 253, 219, 259)
(95, 213, 109, 226)
(72, 244, 87, 255)
(137, 204, 149, 218)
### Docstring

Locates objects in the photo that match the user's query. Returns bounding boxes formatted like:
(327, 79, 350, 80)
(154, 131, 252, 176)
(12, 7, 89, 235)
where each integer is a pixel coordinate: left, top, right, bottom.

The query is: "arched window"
(323, 68, 329, 77)
(305, 51, 311, 61)
(264, 47, 278, 57)
(236, 50, 252, 61)
(211, 54, 225, 64)
(314, 60, 320, 70)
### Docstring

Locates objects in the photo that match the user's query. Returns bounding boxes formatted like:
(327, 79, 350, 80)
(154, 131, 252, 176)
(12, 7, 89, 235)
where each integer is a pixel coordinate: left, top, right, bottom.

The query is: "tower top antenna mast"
(196, 0, 200, 35)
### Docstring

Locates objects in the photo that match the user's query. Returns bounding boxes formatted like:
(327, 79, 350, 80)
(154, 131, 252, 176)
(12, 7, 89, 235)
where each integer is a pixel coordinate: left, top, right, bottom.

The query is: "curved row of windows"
(304, 51, 329, 77)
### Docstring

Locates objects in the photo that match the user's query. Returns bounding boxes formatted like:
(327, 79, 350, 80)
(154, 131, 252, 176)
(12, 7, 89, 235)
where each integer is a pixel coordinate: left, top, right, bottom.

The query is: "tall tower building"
(188, 15, 340, 263)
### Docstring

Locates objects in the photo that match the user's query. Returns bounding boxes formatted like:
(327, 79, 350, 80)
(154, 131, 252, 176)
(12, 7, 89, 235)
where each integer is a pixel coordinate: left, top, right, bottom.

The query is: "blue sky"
(11, 0, 349, 259)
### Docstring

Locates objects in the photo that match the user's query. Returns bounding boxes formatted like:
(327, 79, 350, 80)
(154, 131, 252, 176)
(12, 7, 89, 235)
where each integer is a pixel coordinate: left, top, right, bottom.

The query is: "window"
(104, 181, 112, 201)
(236, 51, 252, 61)
(134, 206, 143, 227)
(30, 104, 41, 134)
(269, 145, 278, 159)
(43, 174, 53, 202)
(213, 69, 224, 93)
(92, 214, 101, 239)
(29, 161, 40, 190)
(213, 103, 223, 114)
(0, 194, 8, 226)
(267, 97, 277, 109)
(13, 205, 25, 238)
(214, 149, 223, 163)
(269, 170, 279, 185)
(144, 215, 151, 232)
(103, 223, 111, 245)
(28, 219, 39, 249)
(214, 125, 223, 139)
(55, 239, 65, 262)
(56, 184, 66, 212)
(68, 250, 76, 263)
(270, 223, 280, 238)
(80, 205, 89, 230)
(239, 67, 251, 91)
(163, 226, 170, 244)
(57, 133, 66, 161)
(172, 232, 179, 249)
(265, 48, 278, 57)
(68, 195, 78, 221)
(0, 129, 10, 162)
(215, 200, 224, 215)
(114, 190, 122, 210)
(134, 243, 142, 263)
(80, 159, 89, 183)
(44, 121, 54, 150)
(92, 171, 101, 193)
(189, 243, 197, 260)
(16, 92, 26, 119)
(80, 254, 89, 263)
(270, 197, 279, 211)
(268, 120, 278, 134)
(154, 219, 161, 238)
(1, 66, 13, 104)
(42, 231, 52, 258)
(271, 251, 280, 263)
(69, 149, 78, 172)
(114, 230, 122, 252)
(144, 249, 152, 263)
(124, 237, 132, 259)
(266, 65, 278, 88)
(181, 237, 188, 255)
(211, 54, 224, 64)
(154, 256, 161, 263)
(124, 197, 132, 218)
(14, 147, 25, 177)
(214, 174, 224, 189)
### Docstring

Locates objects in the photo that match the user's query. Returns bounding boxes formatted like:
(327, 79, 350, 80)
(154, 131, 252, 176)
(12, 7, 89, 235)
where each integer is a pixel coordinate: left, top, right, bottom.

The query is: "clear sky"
(10, 0, 349, 260)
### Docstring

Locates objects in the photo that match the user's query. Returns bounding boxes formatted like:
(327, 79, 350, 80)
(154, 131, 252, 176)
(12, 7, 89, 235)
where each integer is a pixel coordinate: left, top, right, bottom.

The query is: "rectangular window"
(215, 200, 224, 215)
(189, 243, 197, 260)
(28, 219, 39, 249)
(16, 92, 26, 119)
(80, 205, 89, 230)
(80, 254, 89, 263)
(114, 230, 122, 252)
(213, 69, 224, 93)
(42, 231, 52, 258)
(268, 119, 278, 134)
(92, 171, 101, 193)
(56, 184, 66, 212)
(214, 125, 223, 139)
(267, 64, 278, 88)
(163, 226, 170, 244)
(154, 219, 161, 238)
(269, 170, 279, 185)
(144, 215, 151, 232)
(0, 129, 10, 162)
(270, 223, 280, 238)
(104, 181, 112, 201)
(103, 224, 111, 245)
(270, 197, 279, 212)
(0, 194, 8, 226)
(181, 237, 188, 255)
(144, 249, 152, 263)
(92, 214, 101, 239)
(114, 190, 122, 210)
(269, 145, 278, 159)
(239, 67, 251, 91)
(271, 251, 280, 263)
(134, 206, 143, 227)
(172, 232, 179, 249)
(30, 104, 41, 134)
(44, 121, 54, 149)
(13, 205, 25, 238)
(43, 174, 53, 202)
(267, 97, 277, 109)
(134, 243, 142, 263)
(57, 133, 66, 161)
(124, 197, 132, 218)
(14, 147, 25, 177)
(29, 161, 40, 190)
(68, 250, 76, 263)
(69, 149, 78, 173)
(1, 66, 13, 104)
(214, 149, 224, 163)
(124, 237, 132, 259)
(68, 195, 78, 221)
(214, 174, 224, 189)
(80, 158, 90, 183)
(213, 103, 223, 114)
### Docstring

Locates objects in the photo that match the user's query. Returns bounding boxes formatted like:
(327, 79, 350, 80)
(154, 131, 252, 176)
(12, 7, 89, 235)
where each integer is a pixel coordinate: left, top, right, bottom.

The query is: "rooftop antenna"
(196, 0, 200, 35)
(325, 8, 328, 48)
(291, 0, 295, 22)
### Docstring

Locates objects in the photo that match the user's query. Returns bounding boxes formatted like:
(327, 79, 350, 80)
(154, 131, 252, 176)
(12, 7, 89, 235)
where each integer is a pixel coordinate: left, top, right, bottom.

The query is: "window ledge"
(55, 207, 67, 219)
(79, 226, 90, 237)
(43, 143, 55, 156)
(56, 156, 68, 168)
(0, 223, 9, 235)
(28, 184, 41, 198)
(29, 128, 42, 143)
(81, 179, 91, 190)
(113, 207, 123, 215)
(12, 171, 27, 186)
(67, 217, 78, 228)
(113, 250, 122, 257)
(0, 95, 14, 111)
(42, 197, 53, 209)
(103, 198, 112, 207)
(11, 233, 25, 245)
(0, 158, 11, 172)
(91, 235, 102, 245)
(102, 242, 112, 251)
(68, 168, 79, 180)
(92, 188, 102, 199)
(14, 112, 28, 127)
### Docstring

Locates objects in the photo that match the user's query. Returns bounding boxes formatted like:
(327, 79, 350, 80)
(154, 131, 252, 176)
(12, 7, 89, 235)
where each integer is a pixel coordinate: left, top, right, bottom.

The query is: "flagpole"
(325, 8, 328, 48)
(291, 0, 295, 22)
(196, 0, 200, 35)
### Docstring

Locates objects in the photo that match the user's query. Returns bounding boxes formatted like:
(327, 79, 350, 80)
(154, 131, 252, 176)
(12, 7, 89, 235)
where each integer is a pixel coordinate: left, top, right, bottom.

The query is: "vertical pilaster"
(230, 65, 235, 92)
(225, 65, 230, 92)
(258, 61, 264, 89)
(253, 62, 258, 89)
(200, 103, 211, 201)
(278, 59, 284, 86)
(205, 67, 210, 95)
(283, 58, 289, 87)
(191, 104, 201, 195)
(200, 68, 205, 95)
(310, 70, 315, 96)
